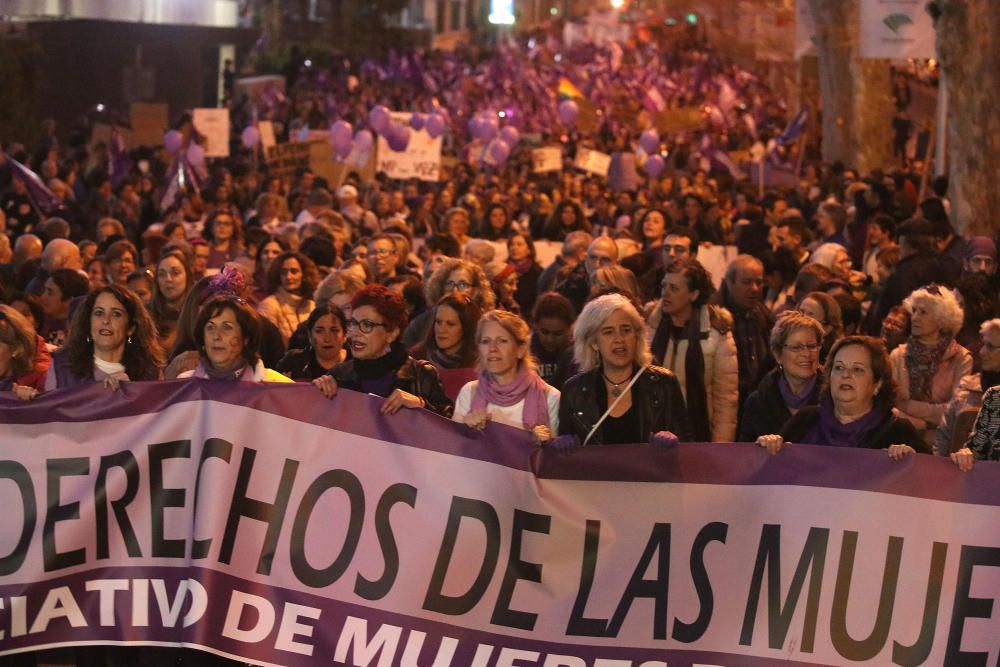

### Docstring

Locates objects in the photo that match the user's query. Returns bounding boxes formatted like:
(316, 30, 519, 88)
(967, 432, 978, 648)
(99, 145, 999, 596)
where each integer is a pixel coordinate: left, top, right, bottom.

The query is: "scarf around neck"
(809, 398, 887, 448)
(194, 357, 256, 382)
(472, 364, 551, 429)
(905, 336, 952, 401)
(651, 311, 710, 441)
(354, 342, 409, 380)
(778, 372, 818, 410)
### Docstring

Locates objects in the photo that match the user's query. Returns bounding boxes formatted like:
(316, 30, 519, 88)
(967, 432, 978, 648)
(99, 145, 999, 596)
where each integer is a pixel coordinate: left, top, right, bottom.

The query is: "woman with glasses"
(204, 209, 245, 269)
(739, 311, 824, 442)
(797, 291, 843, 364)
(257, 250, 319, 346)
(889, 285, 972, 451)
(313, 285, 453, 417)
(756, 336, 927, 456)
(402, 258, 496, 348)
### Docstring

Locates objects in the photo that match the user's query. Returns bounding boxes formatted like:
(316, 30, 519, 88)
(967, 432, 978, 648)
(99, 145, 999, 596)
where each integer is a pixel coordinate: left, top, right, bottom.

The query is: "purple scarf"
(778, 373, 818, 410)
(905, 337, 951, 401)
(803, 398, 887, 448)
(472, 364, 551, 429)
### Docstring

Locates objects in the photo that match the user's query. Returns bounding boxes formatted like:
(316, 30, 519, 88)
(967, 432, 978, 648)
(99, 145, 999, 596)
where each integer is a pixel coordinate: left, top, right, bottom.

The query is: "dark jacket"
(277, 347, 337, 381)
(558, 366, 692, 445)
(738, 367, 821, 442)
(871, 252, 941, 327)
(327, 355, 454, 418)
(779, 405, 929, 453)
(513, 261, 543, 317)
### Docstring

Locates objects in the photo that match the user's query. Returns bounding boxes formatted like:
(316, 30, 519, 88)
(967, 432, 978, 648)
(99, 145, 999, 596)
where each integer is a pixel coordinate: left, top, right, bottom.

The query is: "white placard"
(257, 120, 276, 152)
(859, 0, 936, 59)
(376, 112, 443, 182)
(192, 108, 231, 157)
(573, 147, 612, 177)
(532, 146, 563, 173)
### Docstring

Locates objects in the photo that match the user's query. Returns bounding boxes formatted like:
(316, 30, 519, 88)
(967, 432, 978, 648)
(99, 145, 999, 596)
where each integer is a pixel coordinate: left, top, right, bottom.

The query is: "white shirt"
(453, 379, 560, 432)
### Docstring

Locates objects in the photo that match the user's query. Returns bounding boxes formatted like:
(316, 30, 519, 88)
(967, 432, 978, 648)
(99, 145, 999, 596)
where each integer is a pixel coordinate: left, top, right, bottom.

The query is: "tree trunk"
(807, 0, 893, 172)
(934, 0, 1000, 236)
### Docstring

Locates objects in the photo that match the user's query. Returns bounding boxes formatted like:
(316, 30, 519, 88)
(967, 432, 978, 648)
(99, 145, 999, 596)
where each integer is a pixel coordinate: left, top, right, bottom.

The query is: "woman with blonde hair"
(555, 293, 690, 447)
(591, 264, 642, 306)
(454, 310, 559, 442)
(890, 284, 972, 449)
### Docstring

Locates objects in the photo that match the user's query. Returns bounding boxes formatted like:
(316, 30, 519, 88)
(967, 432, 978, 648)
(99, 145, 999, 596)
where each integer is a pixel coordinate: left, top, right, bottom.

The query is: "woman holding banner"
(756, 336, 927, 456)
(555, 293, 690, 447)
(453, 309, 559, 443)
(410, 293, 481, 401)
(42, 284, 163, 392)
(313, 285, 453, 417)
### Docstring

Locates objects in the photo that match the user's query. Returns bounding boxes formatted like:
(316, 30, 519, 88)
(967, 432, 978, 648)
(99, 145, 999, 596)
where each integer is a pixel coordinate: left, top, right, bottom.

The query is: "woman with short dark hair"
(277, 304, 349, 380)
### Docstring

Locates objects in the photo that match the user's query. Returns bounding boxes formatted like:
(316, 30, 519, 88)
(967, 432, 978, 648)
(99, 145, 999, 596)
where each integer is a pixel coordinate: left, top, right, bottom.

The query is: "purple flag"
(108, 126, 133, 188)
(2, 152, 61, 214)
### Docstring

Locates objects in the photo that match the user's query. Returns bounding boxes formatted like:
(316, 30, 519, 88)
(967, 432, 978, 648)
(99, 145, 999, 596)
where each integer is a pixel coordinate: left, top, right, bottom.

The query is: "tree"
(807, 0, 893, 174)
(933, 1, 1000, 235)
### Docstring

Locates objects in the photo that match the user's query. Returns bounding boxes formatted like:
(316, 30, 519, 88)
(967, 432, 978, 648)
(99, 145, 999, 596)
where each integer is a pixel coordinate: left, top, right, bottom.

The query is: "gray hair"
(980, 318, 1000, 337)
(903, 285, 964, 339)
(724, 254, 763, 284)
(573, 293, 652, 373)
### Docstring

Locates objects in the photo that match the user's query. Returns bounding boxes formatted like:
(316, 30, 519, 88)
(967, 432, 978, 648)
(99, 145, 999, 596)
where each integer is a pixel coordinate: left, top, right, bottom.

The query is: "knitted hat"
(966, 236, 997, 261)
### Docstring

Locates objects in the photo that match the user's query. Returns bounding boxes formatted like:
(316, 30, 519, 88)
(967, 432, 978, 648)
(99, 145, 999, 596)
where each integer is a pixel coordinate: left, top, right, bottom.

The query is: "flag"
(643, 87, 667, 113)
(2, 151, 61, 214)
(776, 107, 809, 147)
(557, 77, 584, 100)
(159, 154, 202, 211)
(108, 127, 133, 188)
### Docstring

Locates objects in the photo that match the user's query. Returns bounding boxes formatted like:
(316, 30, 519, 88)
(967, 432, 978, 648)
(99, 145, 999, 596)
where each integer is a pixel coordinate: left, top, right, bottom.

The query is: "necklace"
(602, 370, 630, 397)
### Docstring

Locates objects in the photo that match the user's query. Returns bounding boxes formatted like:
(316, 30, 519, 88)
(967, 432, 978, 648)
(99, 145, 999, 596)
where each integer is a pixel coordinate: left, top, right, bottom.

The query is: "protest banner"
(193, 108, 231, 158)
(2, 382, 1000, 666)
(130, 102, 169, 147)
(258, 121, 277, 152)
(858, 0, 935, 59)
(532, 147, 563, 173)
(574, 147, 612, 177)
(376, 112, 443, 182)
(266, 141, 317, 183)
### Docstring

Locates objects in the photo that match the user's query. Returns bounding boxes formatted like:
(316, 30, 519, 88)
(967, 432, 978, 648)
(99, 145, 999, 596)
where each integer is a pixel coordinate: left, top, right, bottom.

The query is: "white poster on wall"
(859, 0, 935, 59)
(376, 112, 442, 181)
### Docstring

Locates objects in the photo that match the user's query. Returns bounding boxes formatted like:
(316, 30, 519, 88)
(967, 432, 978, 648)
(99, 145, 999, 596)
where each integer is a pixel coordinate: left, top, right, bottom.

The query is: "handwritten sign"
(129, 102, 168, 147)
(257, 121, 276, 152)
(192, 108, 230, 157)
(376, 112, 442, 182)
(265, 141, 316, 182)
(532, 146, 563, 173)
(573, 147, 612, 177)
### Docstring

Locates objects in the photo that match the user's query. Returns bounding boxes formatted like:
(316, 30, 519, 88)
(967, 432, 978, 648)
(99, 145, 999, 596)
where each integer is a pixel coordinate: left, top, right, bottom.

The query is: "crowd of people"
(3, 26, 1000, 483)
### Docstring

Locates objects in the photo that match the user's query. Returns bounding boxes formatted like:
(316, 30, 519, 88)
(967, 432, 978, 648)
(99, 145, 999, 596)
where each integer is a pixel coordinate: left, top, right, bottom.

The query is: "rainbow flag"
(557, 76, 583, 100)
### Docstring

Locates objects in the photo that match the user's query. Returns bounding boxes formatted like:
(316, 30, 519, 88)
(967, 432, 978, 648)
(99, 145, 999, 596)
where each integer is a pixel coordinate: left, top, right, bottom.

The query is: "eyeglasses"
(445, 280, 473, 291)
(370, 247, 395, 257)
(783, 342, 820, 354)
(347, 318, 386, 334)
(982, 341, 1000, 352)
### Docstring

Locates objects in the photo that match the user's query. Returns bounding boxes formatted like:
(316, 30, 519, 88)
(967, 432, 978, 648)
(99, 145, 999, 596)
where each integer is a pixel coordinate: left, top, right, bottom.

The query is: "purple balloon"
(331, 120, 353, 146)
(468, 116, 485, 139)
(499, 126, 520, 147)
(164, 130, 182, 154)
(353, 129, 374, 153)
(425, 114, 446, 138)
(644, 154, 665, 179)
(480, 117, 500, 142)
(387, 124, 411, 152)
(186, 142, 206, 167)
(409, 113, 426, 131)
(558, 100, 579, 125)
(431, 107, 450, 124)
(369, 105, 391, 134)
(487, 139, 511, 164)
(241, 126, 260, 149)
(640, 128, 660, 155)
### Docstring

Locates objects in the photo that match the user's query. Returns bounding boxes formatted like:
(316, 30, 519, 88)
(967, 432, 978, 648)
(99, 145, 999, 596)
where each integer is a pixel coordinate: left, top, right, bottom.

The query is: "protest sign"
(574, 147, 612, 177)
(532, 147, 563, 173)
(192, 108, 231, 158)
(130, 102, 168, 147)
(859, 0, 935, 59)
(258, 121, 277, 152)
(2, 382, 999, 666)
(654, 108, 704, 134)
(376, 112, 443, 182)
(266, 141, 316, 182)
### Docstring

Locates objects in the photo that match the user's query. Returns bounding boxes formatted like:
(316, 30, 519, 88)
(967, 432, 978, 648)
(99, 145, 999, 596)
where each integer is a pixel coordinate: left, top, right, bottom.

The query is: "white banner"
(376, 112, 443, 182)
(192, 108, 231, 158)
(532, 146, 563, 173)
(859, 0, 936, 59)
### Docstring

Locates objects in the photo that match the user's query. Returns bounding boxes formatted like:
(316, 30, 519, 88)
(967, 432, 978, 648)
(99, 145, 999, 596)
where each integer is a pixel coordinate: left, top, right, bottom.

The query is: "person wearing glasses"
(756, 336, 927, 456)
(889, 285, 972, 451)
(178, 294, 292, 383)
(797, 291, 843, 364)
(204, 209, 245, 269)
(556, 236, 619, 314)
(402, 258, 496, 348)
(739, 311, 824, 442)
(313, 285, 453, 417)
(367, 233, 401, 283)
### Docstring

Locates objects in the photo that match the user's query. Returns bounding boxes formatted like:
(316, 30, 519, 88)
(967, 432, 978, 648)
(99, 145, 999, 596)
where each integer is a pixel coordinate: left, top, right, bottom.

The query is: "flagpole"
(758, 160, 765, 200)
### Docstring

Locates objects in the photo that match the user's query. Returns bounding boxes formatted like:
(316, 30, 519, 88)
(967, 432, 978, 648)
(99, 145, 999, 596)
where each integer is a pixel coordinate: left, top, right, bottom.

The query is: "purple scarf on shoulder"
(472, 364, 551, 429)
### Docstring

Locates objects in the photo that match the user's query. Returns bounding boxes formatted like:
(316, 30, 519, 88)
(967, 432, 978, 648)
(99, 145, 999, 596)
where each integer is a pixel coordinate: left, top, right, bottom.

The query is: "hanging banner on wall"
(859, 0, 936, 59)
(1, 382, 1000, 666)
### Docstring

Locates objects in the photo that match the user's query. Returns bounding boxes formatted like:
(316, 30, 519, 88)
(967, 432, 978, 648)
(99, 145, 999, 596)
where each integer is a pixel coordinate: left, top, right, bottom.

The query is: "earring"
(128, 335, 133, 345)
(87, 335, 92, 344)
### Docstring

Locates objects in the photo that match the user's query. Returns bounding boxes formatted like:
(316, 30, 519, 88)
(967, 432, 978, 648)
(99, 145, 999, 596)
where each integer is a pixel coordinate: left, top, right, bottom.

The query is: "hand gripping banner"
(2, 381, 1000, 666)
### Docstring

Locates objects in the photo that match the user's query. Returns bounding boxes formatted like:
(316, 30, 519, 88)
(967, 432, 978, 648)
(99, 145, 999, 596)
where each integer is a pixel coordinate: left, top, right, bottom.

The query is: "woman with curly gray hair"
(890, 284, 972, 449)
(555, 293, 691, 447)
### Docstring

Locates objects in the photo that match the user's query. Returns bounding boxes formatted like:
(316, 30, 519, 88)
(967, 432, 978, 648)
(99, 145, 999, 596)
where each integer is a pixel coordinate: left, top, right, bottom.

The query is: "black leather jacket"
(558, 365, 692, 445)
(328, 355, 454, 418)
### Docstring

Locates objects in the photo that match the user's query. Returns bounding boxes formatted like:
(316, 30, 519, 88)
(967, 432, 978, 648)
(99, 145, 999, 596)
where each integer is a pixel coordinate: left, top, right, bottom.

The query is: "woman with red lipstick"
(757, 336, 927, 456)
(312, 285, 453, 417)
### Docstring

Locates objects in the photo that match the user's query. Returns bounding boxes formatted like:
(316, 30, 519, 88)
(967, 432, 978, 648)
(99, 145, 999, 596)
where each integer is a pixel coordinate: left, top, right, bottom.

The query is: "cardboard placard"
(654, 107, 704, 134)
(266, 141, 316, 183)
(129, 102, 168, 147)
(258, 121, 276, 152)
(192, 108, 230, 157)
(573, 147, 612, 177)
(532, 146, 563, 173)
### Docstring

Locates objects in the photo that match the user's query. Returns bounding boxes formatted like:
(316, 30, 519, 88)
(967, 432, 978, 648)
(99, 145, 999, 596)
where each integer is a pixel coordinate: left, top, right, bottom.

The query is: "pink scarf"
(472, 365, 551, 429)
